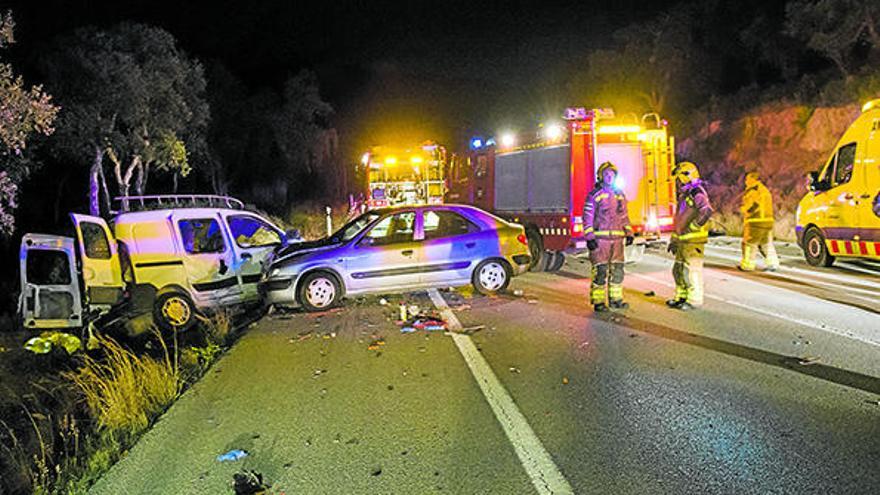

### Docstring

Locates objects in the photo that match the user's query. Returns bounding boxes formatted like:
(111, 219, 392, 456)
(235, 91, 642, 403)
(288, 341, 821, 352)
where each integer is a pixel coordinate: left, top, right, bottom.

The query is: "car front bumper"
(258, 276, 298, 306)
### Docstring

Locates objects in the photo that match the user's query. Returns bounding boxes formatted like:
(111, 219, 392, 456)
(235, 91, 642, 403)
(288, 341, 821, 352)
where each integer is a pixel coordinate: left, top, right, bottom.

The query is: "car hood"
(270, 238, 342, 267)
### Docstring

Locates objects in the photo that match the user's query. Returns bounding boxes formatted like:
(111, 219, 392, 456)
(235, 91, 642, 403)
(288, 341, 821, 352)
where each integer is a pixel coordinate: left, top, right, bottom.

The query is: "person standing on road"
(667, 161, 713, 311)
(739, 171, 779, 272)
(584, 161, 634, 312)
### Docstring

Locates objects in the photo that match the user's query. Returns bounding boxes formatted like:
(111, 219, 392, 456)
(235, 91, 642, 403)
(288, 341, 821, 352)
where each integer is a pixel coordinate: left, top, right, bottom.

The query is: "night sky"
(7, 0, 779, 155)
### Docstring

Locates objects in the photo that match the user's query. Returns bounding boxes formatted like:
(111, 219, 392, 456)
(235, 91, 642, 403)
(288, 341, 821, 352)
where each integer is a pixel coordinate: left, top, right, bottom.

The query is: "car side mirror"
(807, 171, 820, 191)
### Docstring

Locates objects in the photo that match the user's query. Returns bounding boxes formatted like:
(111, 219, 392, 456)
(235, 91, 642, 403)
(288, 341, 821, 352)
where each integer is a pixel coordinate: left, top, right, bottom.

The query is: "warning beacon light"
(471, 137, 483, 149)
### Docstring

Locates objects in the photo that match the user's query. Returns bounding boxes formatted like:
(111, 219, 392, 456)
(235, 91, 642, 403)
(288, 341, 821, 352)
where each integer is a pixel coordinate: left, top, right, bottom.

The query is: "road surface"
(90, 239, 880, 495)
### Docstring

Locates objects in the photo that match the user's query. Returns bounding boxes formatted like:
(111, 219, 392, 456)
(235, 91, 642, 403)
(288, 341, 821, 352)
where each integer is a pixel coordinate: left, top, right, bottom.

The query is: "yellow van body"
(796, 99, 880, 266)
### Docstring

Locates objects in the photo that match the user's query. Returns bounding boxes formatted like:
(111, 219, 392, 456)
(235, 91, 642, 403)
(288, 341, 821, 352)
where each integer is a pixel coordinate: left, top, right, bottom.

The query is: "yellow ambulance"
(796, 99, 880, 266)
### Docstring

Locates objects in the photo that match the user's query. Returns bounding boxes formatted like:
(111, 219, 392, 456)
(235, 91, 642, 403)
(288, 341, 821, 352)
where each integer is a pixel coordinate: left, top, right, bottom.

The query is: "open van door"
(19, 234, 82, 328)
(70, 213, 124, 307)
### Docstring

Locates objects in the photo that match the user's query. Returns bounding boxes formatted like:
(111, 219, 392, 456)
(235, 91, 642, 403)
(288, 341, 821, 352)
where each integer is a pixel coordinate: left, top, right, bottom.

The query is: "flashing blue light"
(614, 175, 625, 191)
(485, 138, 496, 146)
(471, 138, 483, 149)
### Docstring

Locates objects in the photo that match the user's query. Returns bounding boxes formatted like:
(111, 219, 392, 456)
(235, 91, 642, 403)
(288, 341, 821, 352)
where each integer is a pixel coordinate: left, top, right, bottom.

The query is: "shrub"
(64, 331, 180, 434)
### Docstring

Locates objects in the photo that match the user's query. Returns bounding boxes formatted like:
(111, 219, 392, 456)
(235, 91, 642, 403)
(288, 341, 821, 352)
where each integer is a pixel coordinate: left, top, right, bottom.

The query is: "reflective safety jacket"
(672, 179, 713, 243)
(741, 180, 774, 228)
(583, 185, 633, 240)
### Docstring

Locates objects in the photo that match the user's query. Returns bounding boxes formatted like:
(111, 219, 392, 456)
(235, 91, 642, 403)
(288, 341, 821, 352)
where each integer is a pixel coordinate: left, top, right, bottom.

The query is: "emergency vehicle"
(361, 142, 447, 209)
(446, 108, 676, 270)
(796, 98, 880, 266)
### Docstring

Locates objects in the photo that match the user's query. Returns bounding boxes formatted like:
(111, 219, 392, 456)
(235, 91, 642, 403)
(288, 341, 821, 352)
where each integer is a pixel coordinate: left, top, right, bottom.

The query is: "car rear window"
(424, 210, 480, 240)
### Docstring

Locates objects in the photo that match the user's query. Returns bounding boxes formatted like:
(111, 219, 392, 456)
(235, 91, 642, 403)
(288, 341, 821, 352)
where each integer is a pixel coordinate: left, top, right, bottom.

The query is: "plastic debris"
(312, 368, 327, 377)
(24, 331, 82, 355)
(400, 326, 416, 334)
(367, 339, 385, 350)
(217, 449, 249, 462)
(509, 367, 521, 373)
(644, 290, 656, 296)
(232, 470, 269, 494)
(379, 298, 388, 305)
(562, 376, 569, 385)
(513, 289, 524, 297)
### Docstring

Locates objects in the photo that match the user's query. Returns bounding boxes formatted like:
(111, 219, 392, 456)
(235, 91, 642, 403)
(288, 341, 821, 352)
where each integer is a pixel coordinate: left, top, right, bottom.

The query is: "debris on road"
(372, 467, 383, 476)
(367, 338, 385, 350)
(513, 289, 524, 297)
(798, 356, 821, 366)
(379, 298, 388, 305)
(312, 368, 328, 378)
(644, 290, 655, 296)
(217, 449, 249, 462)
(527, 299, 538, 304)
(578, 341, 590, 349)
(232, 470, 270, 495)
(400, 326, 416, 333)
(454, 325, 485, 335)
(562, 376, 569, 385)
(509, 367, 521, 374)
(397, 309, 448, 332)
(452, 303, 471, 311)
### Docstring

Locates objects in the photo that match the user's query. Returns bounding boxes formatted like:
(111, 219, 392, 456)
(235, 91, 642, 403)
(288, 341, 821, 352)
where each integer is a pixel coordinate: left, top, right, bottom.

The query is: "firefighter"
(667, 161, 713, 310)
(584, 161, 634, 312)
(739, 171, 779, 271)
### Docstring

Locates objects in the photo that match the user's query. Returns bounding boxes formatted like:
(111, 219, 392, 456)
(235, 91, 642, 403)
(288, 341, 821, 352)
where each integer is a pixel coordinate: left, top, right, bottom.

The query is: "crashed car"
(260, 204, 531, 311)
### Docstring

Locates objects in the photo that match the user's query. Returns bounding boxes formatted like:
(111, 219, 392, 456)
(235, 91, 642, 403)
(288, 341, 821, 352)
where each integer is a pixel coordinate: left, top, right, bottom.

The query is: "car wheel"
(803, 227, 835, 267)
(472, 259, 511, 295)
(298, 272, 341, 312)
(546, 251, 565, 272)
(526, 228, 544, 272)
(153, 292, 196, 332)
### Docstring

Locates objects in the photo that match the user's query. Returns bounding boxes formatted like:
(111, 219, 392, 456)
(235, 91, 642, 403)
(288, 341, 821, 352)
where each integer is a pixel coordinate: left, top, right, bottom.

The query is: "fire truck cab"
(796, 99, 880, 266)
(361, 142, 447, 209)
(447, 108, 676, 271)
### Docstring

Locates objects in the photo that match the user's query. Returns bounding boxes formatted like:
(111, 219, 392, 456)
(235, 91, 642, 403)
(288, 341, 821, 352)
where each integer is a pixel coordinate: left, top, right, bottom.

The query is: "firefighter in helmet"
(739, 170, 779, 271)
(667, 161, 713, 310)
(583, 161, 634, 312)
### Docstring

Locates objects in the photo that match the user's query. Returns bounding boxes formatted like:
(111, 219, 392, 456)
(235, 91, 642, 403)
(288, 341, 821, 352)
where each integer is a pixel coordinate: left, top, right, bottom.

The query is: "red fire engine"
(446, 108, 676, 271)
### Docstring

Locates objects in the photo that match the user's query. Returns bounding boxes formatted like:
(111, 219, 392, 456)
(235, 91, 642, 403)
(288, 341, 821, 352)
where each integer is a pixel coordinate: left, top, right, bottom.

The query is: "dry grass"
(284, 202, 355, 240)
(64, 330, 180, 434)
(198, 309, 232, 345)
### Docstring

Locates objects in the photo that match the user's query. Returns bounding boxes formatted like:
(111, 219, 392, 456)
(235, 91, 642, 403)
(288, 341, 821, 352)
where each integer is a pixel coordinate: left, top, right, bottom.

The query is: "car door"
(419, 209, 485, 286)
(819, 143, 861, 254)
(173, 213, 240, 306)
(70, 213, 124, 307)
(225, 213, 284, 301)
(19, 235, 82, 328)
(344, 210, 423, 293)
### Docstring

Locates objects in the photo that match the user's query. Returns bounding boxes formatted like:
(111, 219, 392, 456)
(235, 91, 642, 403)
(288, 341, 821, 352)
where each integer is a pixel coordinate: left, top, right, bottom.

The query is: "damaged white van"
(19, 195, 287, 332)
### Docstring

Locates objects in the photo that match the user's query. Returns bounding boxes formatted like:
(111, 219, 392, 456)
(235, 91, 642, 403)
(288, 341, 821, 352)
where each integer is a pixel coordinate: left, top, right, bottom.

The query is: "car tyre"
(803, 227, 835, 267)
(298, 271, 342, 312)
(153, 291, 197, 332)
(546, 251, 565, 272)
(526, 228, 544, 272)
(472, 259, 511, 295)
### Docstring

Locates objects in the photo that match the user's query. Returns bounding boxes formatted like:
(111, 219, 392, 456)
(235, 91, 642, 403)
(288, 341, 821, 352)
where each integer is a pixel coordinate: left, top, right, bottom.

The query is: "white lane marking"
(707, 242, 803, 261)
(428, 289, 573, 495)
(701, 248, 880, 300)
(629, 271, 880, 348)
(706, 243, 880, 288)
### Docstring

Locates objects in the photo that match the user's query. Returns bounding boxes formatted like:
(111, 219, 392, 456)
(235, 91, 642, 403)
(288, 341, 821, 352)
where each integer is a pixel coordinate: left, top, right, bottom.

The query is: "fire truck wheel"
(803, 227, 835, 267)
(546, 251, 565, 272)
(526, 229, 544, 271)
(153, 292, 196, 332)
(473, 259, 511, 295)
(298, 271, 342, 312)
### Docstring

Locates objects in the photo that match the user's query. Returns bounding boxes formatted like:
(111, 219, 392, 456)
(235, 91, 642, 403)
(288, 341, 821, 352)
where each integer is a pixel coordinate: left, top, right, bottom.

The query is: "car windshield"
(331, 212, 381, 242)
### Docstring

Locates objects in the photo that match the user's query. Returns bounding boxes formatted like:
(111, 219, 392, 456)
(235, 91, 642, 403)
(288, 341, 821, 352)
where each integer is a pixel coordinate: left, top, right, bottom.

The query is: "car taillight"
(573, 223, 583, 233)
(516, 233, 528, 245)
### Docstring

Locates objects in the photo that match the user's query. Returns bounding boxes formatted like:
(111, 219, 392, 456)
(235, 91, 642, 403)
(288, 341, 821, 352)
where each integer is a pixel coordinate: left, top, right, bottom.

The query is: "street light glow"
(501, 133, 516, 148)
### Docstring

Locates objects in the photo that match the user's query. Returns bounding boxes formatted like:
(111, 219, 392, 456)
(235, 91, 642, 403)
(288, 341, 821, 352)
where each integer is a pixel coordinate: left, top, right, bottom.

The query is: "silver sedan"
(260, 204, 531, 311)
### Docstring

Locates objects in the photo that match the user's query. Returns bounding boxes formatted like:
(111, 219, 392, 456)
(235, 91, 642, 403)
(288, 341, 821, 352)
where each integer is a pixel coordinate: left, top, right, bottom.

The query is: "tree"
(581, 8, 714, 120)
(786, 0, 880, 78)
(0, 11, 59, 234)
(41, 23, 208, 215)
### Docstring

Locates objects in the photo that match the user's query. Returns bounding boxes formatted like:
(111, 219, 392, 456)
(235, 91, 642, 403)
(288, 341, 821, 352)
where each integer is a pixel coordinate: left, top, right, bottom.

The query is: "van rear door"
(70, 213, 124, 307)
(19, 234, 82, 328)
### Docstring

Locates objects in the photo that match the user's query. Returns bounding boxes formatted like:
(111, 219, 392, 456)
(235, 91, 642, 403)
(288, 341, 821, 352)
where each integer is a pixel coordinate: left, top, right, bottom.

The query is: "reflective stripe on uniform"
(672, 231, 708, 241)
(608, 285, 623, 299)
(594, 230, 626, 237)
(745, 217, 774, 223)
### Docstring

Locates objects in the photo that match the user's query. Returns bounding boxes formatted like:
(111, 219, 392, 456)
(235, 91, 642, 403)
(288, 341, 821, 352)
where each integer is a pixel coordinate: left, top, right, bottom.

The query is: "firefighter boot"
(666, 298, 685, 308)
(594, 303, 610, 312)
(609, 300, 629, 310)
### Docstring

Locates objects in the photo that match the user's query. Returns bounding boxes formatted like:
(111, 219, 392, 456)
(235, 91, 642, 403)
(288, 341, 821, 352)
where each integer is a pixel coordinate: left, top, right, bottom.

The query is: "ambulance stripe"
(859, 242, 868, 255)
(875, 242, 880, 256)
(844, 241, 854, 255)
(829, 240, 839, 254)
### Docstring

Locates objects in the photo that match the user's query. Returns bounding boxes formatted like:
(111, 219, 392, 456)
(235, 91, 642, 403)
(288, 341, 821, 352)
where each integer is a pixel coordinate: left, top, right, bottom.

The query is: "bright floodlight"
(501, 133, 516, 148)
(614, 175, 625, 191)
(361, 153, 370, 165)
(545, 124, 563, 140)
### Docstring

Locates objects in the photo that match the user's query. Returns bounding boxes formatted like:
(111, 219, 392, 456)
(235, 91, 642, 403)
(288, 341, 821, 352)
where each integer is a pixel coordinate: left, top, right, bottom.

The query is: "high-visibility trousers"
(741, 222, 779, 271)
(672, 242, 705, 306)
(590, 238, 625, 305)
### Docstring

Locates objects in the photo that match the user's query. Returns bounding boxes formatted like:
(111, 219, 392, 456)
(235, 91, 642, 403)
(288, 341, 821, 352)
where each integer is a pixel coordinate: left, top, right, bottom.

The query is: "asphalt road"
(90, 240, 880, 495)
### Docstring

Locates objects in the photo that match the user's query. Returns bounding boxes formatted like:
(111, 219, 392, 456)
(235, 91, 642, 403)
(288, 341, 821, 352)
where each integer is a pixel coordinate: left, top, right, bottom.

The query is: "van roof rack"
(114, 195, 245, 212)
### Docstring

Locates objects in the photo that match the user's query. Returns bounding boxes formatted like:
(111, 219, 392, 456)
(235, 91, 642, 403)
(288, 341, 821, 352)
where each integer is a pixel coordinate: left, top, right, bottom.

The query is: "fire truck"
(360, 142, 447, 209)
(446, 108, 676, 271)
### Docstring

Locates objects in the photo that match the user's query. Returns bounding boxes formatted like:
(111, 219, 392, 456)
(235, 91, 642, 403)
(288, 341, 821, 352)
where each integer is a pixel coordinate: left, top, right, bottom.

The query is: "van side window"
(834, 143, 856, 185)
(81, 222, 111, 259)
(179, 219, 226, 254)
(27, 249, 71, 285)
(228, 216, 281, 248)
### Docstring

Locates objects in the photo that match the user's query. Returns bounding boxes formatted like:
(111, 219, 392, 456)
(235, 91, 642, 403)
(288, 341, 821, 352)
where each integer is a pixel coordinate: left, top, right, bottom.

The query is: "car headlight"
(268, 268, 282, 279)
